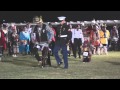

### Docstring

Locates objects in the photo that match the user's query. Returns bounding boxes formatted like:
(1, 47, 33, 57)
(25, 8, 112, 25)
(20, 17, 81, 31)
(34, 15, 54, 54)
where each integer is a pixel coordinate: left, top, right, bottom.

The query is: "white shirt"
(25, 28, 32, 34)
(71, 28, 84, 43)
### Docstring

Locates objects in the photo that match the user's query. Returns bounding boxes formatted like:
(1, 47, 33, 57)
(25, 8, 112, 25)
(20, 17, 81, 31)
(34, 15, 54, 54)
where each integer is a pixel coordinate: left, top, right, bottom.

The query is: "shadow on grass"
(2, 57, 59, 69)
(50, 65, 64, 69)
(105, 61, 120, 65)
(1, 55, 68, 69)
(1, 56, 37, 67)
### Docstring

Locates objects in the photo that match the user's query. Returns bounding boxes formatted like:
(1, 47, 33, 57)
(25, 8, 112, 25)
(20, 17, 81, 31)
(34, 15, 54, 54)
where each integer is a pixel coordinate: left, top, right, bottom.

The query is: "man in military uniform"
(53, 16, 71, 69)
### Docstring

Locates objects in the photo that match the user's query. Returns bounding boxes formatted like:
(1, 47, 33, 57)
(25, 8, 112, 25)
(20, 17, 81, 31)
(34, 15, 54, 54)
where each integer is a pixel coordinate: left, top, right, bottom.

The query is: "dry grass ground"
(0, 51, 120, 79)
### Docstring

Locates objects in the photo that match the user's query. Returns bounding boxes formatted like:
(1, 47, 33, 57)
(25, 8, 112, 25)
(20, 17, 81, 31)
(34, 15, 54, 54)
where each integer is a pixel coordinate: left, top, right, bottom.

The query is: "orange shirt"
(99, 30, 110, 44)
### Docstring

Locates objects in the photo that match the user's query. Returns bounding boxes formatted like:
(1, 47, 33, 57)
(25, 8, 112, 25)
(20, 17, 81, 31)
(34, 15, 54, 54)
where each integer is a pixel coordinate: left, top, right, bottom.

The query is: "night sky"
(0, 11, 120, 23)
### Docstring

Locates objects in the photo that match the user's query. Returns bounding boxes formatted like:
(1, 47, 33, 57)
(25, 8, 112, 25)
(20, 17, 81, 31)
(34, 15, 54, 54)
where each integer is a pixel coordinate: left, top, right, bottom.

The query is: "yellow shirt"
(99, 30, 110, 44)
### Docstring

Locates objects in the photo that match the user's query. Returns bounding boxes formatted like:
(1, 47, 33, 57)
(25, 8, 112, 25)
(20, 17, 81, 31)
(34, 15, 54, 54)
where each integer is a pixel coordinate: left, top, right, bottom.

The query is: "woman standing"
(0, 27, 5, 60)
(19, 26, 30, 55)
(0, 24, 8, 55)
(10, 26, 19, 57)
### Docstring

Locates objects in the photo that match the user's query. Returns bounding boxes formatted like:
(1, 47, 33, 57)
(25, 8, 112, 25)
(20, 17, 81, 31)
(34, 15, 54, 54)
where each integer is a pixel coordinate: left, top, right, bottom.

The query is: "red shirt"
(0, 30, 6, 49)
(52, 28, 56, 42)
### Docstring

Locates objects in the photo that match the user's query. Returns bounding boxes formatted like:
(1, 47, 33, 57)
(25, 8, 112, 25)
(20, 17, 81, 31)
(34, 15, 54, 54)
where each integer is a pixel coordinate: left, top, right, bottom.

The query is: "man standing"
(54, 16, 71, 69)
(33, 16, 54, 67)
(110, 26, 119, 51)
(71, 25, 84, 59)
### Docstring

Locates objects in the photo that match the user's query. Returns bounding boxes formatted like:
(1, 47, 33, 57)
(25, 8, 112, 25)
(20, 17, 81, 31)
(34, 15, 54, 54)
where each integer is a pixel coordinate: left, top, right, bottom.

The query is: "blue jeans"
(53, 44, 68, 68)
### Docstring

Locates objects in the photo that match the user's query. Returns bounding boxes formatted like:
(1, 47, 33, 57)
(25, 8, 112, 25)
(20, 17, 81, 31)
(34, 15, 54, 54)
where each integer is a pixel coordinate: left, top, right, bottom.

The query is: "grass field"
(0, 51, 120, 79)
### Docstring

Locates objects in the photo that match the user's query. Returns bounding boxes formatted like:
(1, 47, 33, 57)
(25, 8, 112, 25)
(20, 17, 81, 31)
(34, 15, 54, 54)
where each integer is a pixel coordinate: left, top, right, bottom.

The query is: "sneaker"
(60, 61, 63, 64)
(14, 55, 18, 57)
(57, 61, 63, 68)
(12, 55, 15, 57)
(38, 61, 42, 66)
(57, 62, 62, 67)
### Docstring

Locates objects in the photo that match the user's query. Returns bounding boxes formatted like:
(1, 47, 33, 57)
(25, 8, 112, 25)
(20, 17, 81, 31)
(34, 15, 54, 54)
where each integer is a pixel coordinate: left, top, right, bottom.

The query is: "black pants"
(73, 38, 82, 58)
(8, 42, 13, 55)
(49, 41, 55, 55)
(29, 42, 34, 55)
(0, 46, 3, 56)
(111, 41, 118, 51)
(0, 46, 4, 55)
(70, 41, 74, 56)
